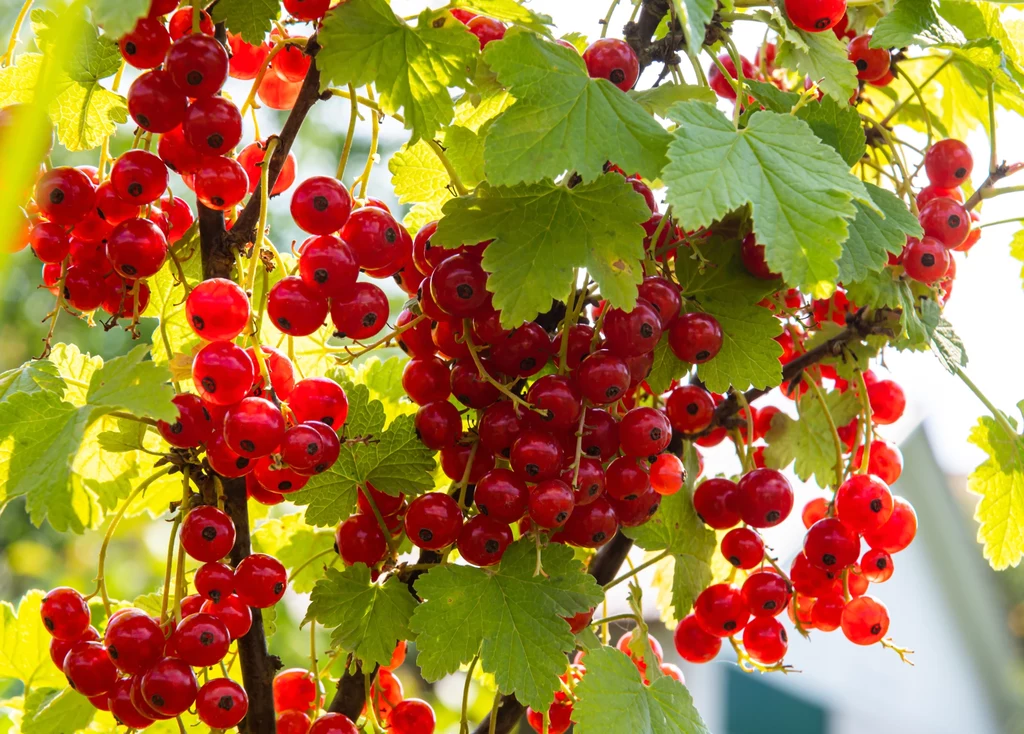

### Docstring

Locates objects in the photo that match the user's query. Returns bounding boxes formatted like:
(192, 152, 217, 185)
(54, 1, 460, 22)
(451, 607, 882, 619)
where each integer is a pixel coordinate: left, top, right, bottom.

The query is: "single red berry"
(810, 592, 846, 631)
(104, 609, 164, 675)
(142, 657, 199, 716)
(841, 595, 889, 645)
(288, 377, 348, 428)
(606, 485, 661, 527)
(836, 474, 894, 533)
(201, 594, 252, 639)
(618, 406, 672, 458)
(490, 322, 551, 378)
(440, 441, 495, 483)
(181, 505, 236, 562)
(581, 407, 620, 460)
(258, 68, 303, 109)
(695, 583, 750, 637)
(108, 677, 155, 729)
(741, 570, 790, 618)
(510, 430, 564, 482)
(395, 309, 436, 358)
(847, 34, 890, 81)
(63, 641, 118, 697)
(29, 221, 70, 263)
(168, 6, 213, 38)
(804, 517, 860, 570)
(195, 561, 235, 603)
(707, 53, 756, 100)
(429, 253, 489, 317)
(664, 385, 715, 433)
(339, 206, 403, 272)
(602, 299, 662, 357)
(186, 277, 251, 341)
(308, 712, 359, 734)
(736, 468, 793, 528)
(128, 70, 188, 132)
(234, 553, 288, 608)
(389, 698, 436, 734)
(451, 8, 477, 23)
(801, 497, 829, 529)
(95, 181, 142, 226)
(475, 469, 528, 523)
(279, 424, 326, 474)
(194, 155, 249, 210)
(721, 527, 765, 569)
(526, 375, 583, 430)
(40, 587, 90, 640)
(576, 350, 631, 405)
(331, 281, 389, 340)
(740, 233, 779, 279)
(902, 236, 950, 283)
(458, 514, 513, 566)
(268, 276, 329, 337)
(271, 42, 312, 83)
(855, 438, 903, 485)
(467, 16, 506, 48)
(529, 479, 575, 529)
(35, 167, 96, 226)
(637, 275, 682, 327)
(253, 456, 310, 493)
(298, 235, 359, 298)
(336, 513, 388, 566)
(411, 221, 446, 276)
(860, 548, 894, 582)
(649, 453, 684, 495)
(743, 617, 788, 664)
(49, 626, 99, 669)
(582, 38, 639, 92)
(106, 217, 167, 279)
(562, 457, 607, 505)
(559, 497, 619, 548)
(196, 678, 248, 729)
(919, 197, 970, 249)
(172, 612, 231, 666)
(917, 183, 962, 209)
(238, 139, 297, 195)
(61, 266, 106, 312)
(284, 0, 330, 20)
(605, 456, 651, 501)
(224, 397, 285, 458)
(669, 312, 723, 364)
(862, 496, 917, 553)
(228, 33, 270, 79)
(192, 341, 255, 406)
(450, 358, 501, 409)
(925, 139, 973, 189)
(183, 97, 242, 155)
(693, 477, 740, 529)
(673, 614, 722, 663)
(158, 125, 206, 175)
(415, 401, 463, 450)
(206, 431, 256, 478)
(785, 0, 847, 32)
(867, 378, 905, 425)
(476, 400, 520, 457)
(291, 177, 353, 235)
(119, 17, 172, 69)
(274, 667, 319, 713)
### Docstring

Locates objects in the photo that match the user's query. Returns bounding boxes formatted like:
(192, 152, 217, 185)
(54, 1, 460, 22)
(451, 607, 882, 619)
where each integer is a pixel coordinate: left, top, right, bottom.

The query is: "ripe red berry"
(104, 610, 164, 674)
(49, 625, 99, 669)
(467, 16, 506, 48)
(158, 125, 206, 174)
(836, 474, 894, 533)
(330, 281, 389, 340)
(35, 167, 96, 226)
(673, 614, 722, 663)
(743, 617, 788, 664)
(637, 275, 681, 327)
(925, 139, 973, 189)
(390, 698, 436, 734)
(206, 430, 256, 478)
(429, 253, 489, 317)
(105, 218, 167, 279)
(475, 469, 528, 523)
(841, 595, 889, 645)
(224, 397, 285, 458)
(526, 375, 583, 430)
(181, 505, 237, 562)
(736, 468, 793, 528)
(619, 406, 672, 458)
(253, 456, 310, 494)
(291, 177, 353, 235)
(274, 667, 319, 713)
(166, 34, 229, 98)
(721, 527, 765, 569)
(740, 233, 779, 279)
(449, 358, 501, 409)
(201, 594, 252, 639)
(694, 583, 750, 637)
(192, 341, 255, 406)
(583, 38, 639, 92)
(457, 514, 513, 566)
(195, 561, 235, 603)
(902, 236, 950, 283)
(196, 678, 248, 729)
(119, 17, 172, 69)
(708, 53, 756, 100)
(665, 385, 716, 433)
(669, 312, 723, 364)
(919, 197, 970, 249)
(63, 641, 118, 697)
(238, 140, 297, 195)
(168, 6, 213, 38)
(194, 155, 250, 210)
(128, 70, 188, 132)
(288, 377, 349, 428)
(603, 299, 662, 357)
(142, 657, 199, 716)
(108, 677, 155, 729)
(279, 424, 326, 474)
(847, 34, 890, 81)
(234, 553, 288, 608)
(804, 517, 860, 570)
(693, 477, 740, 529)
(186, 277, 251, 341)
(284, 0, 331, 20)
(29, 221, 70, 263)
(560, 497, 619, 548)
(855, 438, 903, 485)
(62, 266, 106, 312)
(580, 407, 619, 460)
(576, 350, 631, 405)
(510, 430, 564, 482)
(308, 713, 360, 734)
(741, 570, 790, 617)
(336, 513, 388, 566)
(860, 548, 894, 582)
(183, 97, 242, 156)
(298, 235, 359, 298)
(339, 206, 403, 272)
(271, 42, 312, 83)
(605, 456, 650, 501)
(228, 33, 269, 79)
(862, 496, 917, 553)
(529, 479, 575, 528)
(810, 592, 845, 631)
(650, 453, 684, 495)
(172, 612, 231, 666)
(415, 401, 463, 450)
(785, 0, 847, 32)
(258, 69, 303, 109)
(40, 587, 91, 640)
(867, 378, 905, 425)
(268, 276, 329, 337)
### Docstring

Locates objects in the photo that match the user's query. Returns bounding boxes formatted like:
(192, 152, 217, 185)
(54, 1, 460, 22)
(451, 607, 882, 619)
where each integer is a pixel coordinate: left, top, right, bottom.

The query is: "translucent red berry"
(669, 312, 723, 364)
(192, 341, 255, 406)
(785, 0, 847, 32)
(172, 612, 231, 666)
(234, 553, 287, 608)
(673, 614, 722, 663)
(741, 570, 790, 618)
(841, 595, 889, 645)
(291, 176, 353, 235)
(40, 587, 91, 640)
(186, 277, 251, 341)
(196, 678, 248, 729)
(836, 474, 894, 533)
(847, 34, 890, 81)
(721, 527, 765, 569)
(457, 514, 512, 566)
(743, 617, 788, 664)
(336, 513, 388, 566)
(181, 505, 236, 562)
(736, 468, 793, 528)
(804, 517, 860, 570)
(582, 38, 639, 92)
(141, 657, 199, 716)
(925, 139, 973, 189)
(128, 70, 188, 133)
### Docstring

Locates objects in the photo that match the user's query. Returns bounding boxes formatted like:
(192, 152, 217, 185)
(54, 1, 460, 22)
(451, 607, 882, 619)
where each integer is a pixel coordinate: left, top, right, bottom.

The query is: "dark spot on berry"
(279, 481, 292, 491)
(870, 498, 883, 513)
(187, 70, 203, 86)
(875, 557, 888, 570)
(137, 114, 151, 127)
(728, 555, 741, 567)
(128, 182, 143, 198)
(385, 227, 397, 243)
(609, 68, 625, 84)
(419, 528, 434, 542)
(955, 167, 967, 179)
(122, 263, 138, 276)
(648, 500, 660, 516)
(686, 402, 698, 415)
(235, 457, 250, 469)
(588, 483, 599, 497)
(315, 462, 328, 473)
(457, 394, 470, 405)
(763, 600, 777, 610)
(526, 463, 539, 476)
(125, 42, 137, 55)
(323, 416, 334, 426)
(151, 695, 164, 707)
(314, 267, 328, 283)
(605, 386, 621, 399)
(306, 442, 319, 455)
(780, 629, 788, 643)
(240, 439, 256, 453)
(200, 631, 214, 646)
(478, 504, 489, 516)
(624, 493, 638, 501)
(170, 421, 183, 435)
(695, 350, 710, 361)
(108, 645, 119, 659)
(947, 214, 961, 228)
(219, 696, 234, 710)
(921, 253, 935, 267)
(484, 539, 499, 554)
(554, 511, 568, 524)
(207, 133, 224, 150)
(202, 526, 217, 541)
(209, 590, 221, 603)
(870, 623, 882, 635)
(585, 445, 600, 457)
(49, 188, 65, 205)
(640, 322, 654, 338)
(362, 312, 378, 328)
(63, 285, 71, 300)
(520, 357, 536, 371)
(273, 582, 284, 595)
(192, 315, 205, 331)
(592, 531, 607, 543)
(313, 195, 329, 212)
(723, 620, 737, 632)
(333, 541, 339, 553)
(766, 510, 780, 523)
(67, 676, 76, 689)
(456, 283, 473, 300)
(649, 427, 662, 441)
(822, 553, 836, 566)
(277, 317, 292, 330)
(856, 59, 868, 71)
(211, 196, 225, 207)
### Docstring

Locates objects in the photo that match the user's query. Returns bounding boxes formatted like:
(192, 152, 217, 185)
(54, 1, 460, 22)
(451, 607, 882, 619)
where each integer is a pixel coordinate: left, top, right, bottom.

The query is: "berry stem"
(880, 56, 951, 127)
(951, 362, 1020, 444)
(0, 0, 32, 67)
(588, 612, 637, 627)
(333, 313, 427, 363)
(353, 85, 380, 200)
(460, 652, 481, 734)
(361, 483, 402, 558)
(603, 550, 670, 591)
(427, 138, 469, 197)
(288, 547, 336, 584)
(855, 370, 873, 474)
(159, 513, 182, 626)
(38, 256, 70, 360)
(805, 377, 844, 489)
(734, 390, 755, 472)
(246, 137, 279, 292)
(570, 399, 589, 490)
(337, 83, 359, 179)
(463, 323, 537, 413)
(600, 0, 623, 38)
(879, 638, 915, 665)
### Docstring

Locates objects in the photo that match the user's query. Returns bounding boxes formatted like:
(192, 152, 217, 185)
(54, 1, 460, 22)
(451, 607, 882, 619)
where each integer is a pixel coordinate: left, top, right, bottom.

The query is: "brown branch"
(226, 34, 325, 251)
(327, 661, 376, 720)
(471, 532, 635, 734)
(624, 0, 683, 73)
(965, 161, 1024, 211)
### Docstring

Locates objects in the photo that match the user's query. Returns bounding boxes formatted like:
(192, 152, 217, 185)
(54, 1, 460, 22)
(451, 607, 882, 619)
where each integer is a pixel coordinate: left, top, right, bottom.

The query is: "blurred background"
(2, 1, 1024, 732)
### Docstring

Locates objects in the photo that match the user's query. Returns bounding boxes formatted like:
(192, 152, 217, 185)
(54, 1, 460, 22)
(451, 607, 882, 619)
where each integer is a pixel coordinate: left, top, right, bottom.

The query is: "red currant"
(836, 473, 893, 533)
(840, 595, 889, 645)
(603, 299, 662, 357)
(103, 609, 164, 674)
(804, 517, 860, 570)
(35, 166, 96, 226)
(308, 713, 359, 734)
(693, 477, 740, 529)
(194, 155, 249, 210)
(196, 678, 248, 729)
(128, 70, 188, 133)
(867, 378, 905, 425)
(172, 612, 231, 666)
(339, 206, 403, 272)
(576, 349, 631, 405)
(664, 385, 715, 433)
(785, 0, 847, 32)
(619, 406, 672, 458)
(192, 341, 255, 406)
(860, 548, 894, 582)
(119, 17, 172, 69)
(559, 497, 619, 548)
(298, 235, 359, 299)
(862, 496, 916, 553)
(736, 468, 793, 528)
(918, 197, 970, 249)
(925, 138, 973, 189)
(457, 514, 512, 566)
(389, 698, 436, 734)
(268, 276, 329, 337)
(902, 236, 950, 283)
(847, 34, 890, 81)
(529, 479, 575, 528)
(673, 614, 722, 663)
(40, 587, 91, 640)
(201, 594, 252, 639)
(228, 33, 269, 79)
(581, 407, 620, 460)
(582, 38, 639, 92)
(168, 6, 213, 38)
(289, 377, 349, 427)
(108, 677, 155, 729)
(292, 176, 353, 235)
(336, 513, 388, 566)
(142, 657, 199, 716)
(49, 625, 99, 669)
(637, 275, 681, 327)
(195, 561, 235, 603)
(63, 641, 118, 697)
(224, 397, 285, 458)
(741, 570, 790, 617)
(186, 277, 251, 341)
(274, 667, 319, 713)
(234, 553, 287, 608)
(669, 312, 723, 364)
(510, 430, 564, 482)
(271, 42, 311, 83)
(181, 505, 236, 562)
(708, 53, 756, 100)
(331, 281, 389, 340)
(721, 527, 764, 569)
(467, 16, 506, 48)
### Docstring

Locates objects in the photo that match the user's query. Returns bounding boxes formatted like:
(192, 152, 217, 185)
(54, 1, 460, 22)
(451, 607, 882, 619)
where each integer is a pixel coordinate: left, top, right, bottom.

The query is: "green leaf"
(482, 30, 672, 185)
(1010, 228, 1024, 289)
(0, 391, 102, 532)
(0, 591, 65, 688)
(211, 0, 280, 45)
(776, 16, 859, 103)
(871, 0, 966, 48)
(148, 233, 203, 365)
(0, 54, 42, 107)
(353, 357, 410, 408)
(21, 688, 95, 734)
(674, 236, 780, 304)
(623, 481, 715, 621)
(573, 647, 710, 734)
(451, 0, 552, 34)
(674, 0, 716, 54)
(765, 389, 860, 487)
(96, 418, 148, 453)
(745, 79, 799, 113)
(629, 82, 716, 117)
(689, 298, 784, 394)
(796, 94, 866, 167)
(0, 361, 64, 403)
(931, 316, 969, 374)
(646, 337, 689, 396)
(837, 183, 923, 283)
(49, 342, 102, 406)
(969, 414, 1024, 569)
(253, 516, 337, 594)
(304, 565, 416, 669)
(290, 384, 436, 526)
(411, 539, 603, 710)
(318, 0, 479, 142)
(434, 175, 649, 327)
(664, 102, 872, 297)
(86, 345, 176, 422)
(90, 0, 149, 40)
